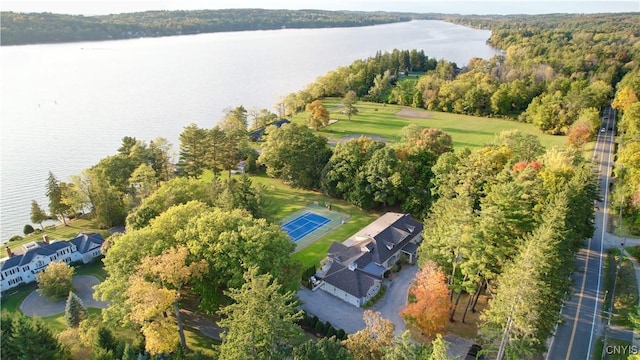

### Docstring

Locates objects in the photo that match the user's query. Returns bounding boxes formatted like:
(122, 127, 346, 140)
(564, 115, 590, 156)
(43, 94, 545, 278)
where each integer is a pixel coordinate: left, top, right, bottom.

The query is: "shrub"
(363, 284, 387, 308)
(336, 328, 347, 340)
(314, 320, 325, 334)
(311, 316, 319, 328)
(9, 235, 23, 242)
(23, 224, 35, 235)
(326, 324, 337, 338)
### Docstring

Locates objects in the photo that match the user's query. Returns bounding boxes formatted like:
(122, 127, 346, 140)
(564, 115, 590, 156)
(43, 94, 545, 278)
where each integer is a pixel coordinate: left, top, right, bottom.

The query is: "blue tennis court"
(281, 212, 331, 242)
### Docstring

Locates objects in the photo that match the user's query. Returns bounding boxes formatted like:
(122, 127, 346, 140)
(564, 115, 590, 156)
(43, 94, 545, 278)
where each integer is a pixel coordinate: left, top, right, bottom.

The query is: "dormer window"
(348, 262, 356, 271)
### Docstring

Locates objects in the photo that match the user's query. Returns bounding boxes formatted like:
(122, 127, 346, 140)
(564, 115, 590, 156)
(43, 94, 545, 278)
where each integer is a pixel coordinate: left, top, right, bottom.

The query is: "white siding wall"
(1, 243, 102, 293)
(321, 283, 361, 307)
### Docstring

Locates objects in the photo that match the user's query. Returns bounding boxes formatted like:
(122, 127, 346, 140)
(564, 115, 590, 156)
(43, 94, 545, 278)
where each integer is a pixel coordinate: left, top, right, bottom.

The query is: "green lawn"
(603, 249, 638, 328)
(74, 260, 108, 281)
(1, 282, 38, 312)
(5, 217, 109, 252)
(243, 174, 381, 268)
(593, 337, 633, 360)
(291, 99, 567, 150)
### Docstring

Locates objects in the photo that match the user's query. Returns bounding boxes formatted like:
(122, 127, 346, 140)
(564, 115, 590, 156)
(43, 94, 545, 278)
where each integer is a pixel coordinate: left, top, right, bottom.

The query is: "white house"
(0, 233, 104, 293)
(316, 213, 423, 307)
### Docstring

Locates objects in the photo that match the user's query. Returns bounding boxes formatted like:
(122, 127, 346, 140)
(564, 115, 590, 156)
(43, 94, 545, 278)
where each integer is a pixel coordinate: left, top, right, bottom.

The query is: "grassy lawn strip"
(290, 98, 566, 150)
(603, 249, 638, 327)
(5, 217, 110, 251)
(0, 282, 38, 312)
(593, 337, 633, 360)
(74, 260, 108, 281)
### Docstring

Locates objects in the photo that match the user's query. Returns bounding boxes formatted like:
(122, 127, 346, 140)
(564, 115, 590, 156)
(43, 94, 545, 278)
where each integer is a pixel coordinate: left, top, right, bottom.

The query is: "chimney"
(43, 235, 50, 244)
(6, 246, 13, 258)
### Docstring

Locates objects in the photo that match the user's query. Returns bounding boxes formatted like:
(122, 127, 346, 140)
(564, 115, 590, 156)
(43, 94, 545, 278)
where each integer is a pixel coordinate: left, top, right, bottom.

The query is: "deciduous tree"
(382, 330, 431, 360)
(343, 310, 394, 360)
(342, 90, 359, 121)
(125, 246, 208, 353)
(306, 100, 330, 131)
(258, 123, 332, 189)
(401, 261, 450, 336)
(37, 261, 74, 299)
(321, 137, 385, 207)
(30, 200, 48, 230)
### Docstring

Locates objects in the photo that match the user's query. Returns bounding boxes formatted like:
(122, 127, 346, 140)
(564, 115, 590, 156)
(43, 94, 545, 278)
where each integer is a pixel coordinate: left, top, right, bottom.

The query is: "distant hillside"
(0, 9, 442, 46)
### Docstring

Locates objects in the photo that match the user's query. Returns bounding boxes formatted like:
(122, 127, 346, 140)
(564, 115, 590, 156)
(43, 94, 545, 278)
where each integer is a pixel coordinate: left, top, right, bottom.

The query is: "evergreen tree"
(217, 266, 304, 360)
(1, 310, 68, 359)
(177, 124, 210, 177)
(45, 171, 69, 225)
(292, 337, 354, 360)
(65, 291, 88, 328)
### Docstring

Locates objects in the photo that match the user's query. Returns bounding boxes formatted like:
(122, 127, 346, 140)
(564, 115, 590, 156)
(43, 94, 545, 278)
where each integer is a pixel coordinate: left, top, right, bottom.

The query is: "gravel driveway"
(298, 264, 418, 335)
(20, 275, 109, 317)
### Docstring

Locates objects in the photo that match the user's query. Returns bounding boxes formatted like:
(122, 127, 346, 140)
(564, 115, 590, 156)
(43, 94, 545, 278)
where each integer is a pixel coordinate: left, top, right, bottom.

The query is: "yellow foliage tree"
(36, 261, 74, 299)
(343, 310, 394, 360)
(612, 86, 638, 112)
(124, 246, 208, 354)
(305, 100, 330, 131)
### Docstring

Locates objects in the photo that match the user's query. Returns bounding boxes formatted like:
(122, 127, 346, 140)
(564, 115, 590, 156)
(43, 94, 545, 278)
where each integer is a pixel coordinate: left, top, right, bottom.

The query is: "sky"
(1, 0, 638, 16)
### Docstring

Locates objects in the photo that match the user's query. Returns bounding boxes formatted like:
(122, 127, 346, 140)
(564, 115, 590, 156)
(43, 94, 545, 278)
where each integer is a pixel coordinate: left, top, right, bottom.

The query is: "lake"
(0, 20, 499, 241)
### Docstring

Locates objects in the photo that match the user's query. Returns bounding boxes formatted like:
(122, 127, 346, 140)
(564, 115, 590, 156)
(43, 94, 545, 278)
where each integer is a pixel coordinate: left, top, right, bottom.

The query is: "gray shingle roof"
(1, 233, 104, 272)
(322, 261, 379, 298)
(69, 233, 104, 254)
(321, 213, 423, 299)
(1, 242, 68, 271)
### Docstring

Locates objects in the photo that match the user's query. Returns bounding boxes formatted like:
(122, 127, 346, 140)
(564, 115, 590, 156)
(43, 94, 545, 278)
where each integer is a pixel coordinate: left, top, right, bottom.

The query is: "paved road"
(546, 107, 633, 359)
(20, 275, 109, 317)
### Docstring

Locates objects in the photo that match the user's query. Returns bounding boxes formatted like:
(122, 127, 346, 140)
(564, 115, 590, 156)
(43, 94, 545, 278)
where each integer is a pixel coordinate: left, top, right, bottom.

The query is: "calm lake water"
(0, 20, 499, 241)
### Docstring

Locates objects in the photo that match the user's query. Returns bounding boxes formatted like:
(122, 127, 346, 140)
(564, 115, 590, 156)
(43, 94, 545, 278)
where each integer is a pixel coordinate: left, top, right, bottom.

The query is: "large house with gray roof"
(316, 213, 423, 307)
(0, 233, 104, 293)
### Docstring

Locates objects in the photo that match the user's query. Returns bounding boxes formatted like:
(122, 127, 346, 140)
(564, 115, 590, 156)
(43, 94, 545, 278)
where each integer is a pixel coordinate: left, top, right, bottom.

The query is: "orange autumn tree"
(401, 261, 450, 336)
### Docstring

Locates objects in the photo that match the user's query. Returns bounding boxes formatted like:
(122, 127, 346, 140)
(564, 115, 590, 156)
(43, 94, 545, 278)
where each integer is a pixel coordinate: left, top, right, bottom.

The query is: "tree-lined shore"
(0, 9, 436, 45)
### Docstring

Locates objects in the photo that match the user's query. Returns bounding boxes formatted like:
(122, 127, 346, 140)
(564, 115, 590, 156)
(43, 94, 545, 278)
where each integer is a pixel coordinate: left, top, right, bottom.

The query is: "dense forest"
(0, 9, 441, 45)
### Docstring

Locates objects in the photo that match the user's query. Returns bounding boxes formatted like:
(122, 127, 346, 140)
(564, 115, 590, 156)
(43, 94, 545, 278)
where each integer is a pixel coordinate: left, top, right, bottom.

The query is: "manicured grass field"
(246, 174, 380, 268)
(291, 98, 566, 150)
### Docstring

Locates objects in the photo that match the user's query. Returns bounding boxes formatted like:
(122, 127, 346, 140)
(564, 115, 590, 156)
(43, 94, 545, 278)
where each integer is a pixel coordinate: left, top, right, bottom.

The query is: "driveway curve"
(298, 264, 418, 336)
(20, 275, 109, 317)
